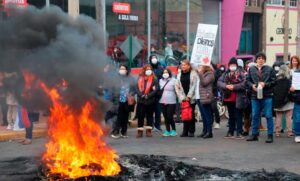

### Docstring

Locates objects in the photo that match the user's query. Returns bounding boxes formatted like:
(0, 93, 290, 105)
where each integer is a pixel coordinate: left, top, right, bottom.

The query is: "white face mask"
(119, 69, 127, 75)
(274, 66, 280, 71)
(220, 67, 225, 71)
(162, 73, 169, 79)
(145, 70, 152, 76)
(229, 66, 237, 71)
(151, 58, 158, 64)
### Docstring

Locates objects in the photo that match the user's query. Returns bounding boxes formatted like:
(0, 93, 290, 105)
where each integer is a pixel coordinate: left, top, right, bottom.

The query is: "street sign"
(120, 35, 142, 67)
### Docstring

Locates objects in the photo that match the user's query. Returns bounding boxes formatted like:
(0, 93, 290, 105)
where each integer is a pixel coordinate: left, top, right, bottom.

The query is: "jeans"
(26, 112, 35, 139)
(199, 102, 213, 134)
(161, 104, 176, 131)
(293, 103, 300, 136)
(226, 102, 243, 135)
(154, 100, 162, 130)
(251, 98, 274, 136)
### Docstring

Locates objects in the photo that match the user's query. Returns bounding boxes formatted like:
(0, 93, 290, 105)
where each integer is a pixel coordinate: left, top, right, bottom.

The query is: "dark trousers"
(0, 97, 8, 125)
(137, 103, 154, 128)
(154, 100, 162, 129)
(26, 112, 35, 139)
(226, 102, 243, 135)
(161, 104, 176, 131)
(211, 98, 220, 124)
(199, 103, 213, 134)
(182, 103, 196, 135)
(113, 102, 130, 135)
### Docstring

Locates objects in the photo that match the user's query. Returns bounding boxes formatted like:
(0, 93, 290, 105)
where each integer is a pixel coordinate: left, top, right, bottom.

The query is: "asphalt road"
(0, 121, 299, 175)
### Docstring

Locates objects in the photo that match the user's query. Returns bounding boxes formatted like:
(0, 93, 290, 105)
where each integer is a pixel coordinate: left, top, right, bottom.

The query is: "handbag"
(157, 80, 170, 100)
(181, 101, 192, 121)
(127, 94, 136, 106)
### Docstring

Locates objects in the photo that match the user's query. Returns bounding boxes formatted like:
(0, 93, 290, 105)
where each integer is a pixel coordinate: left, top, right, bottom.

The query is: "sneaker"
(153, 127, 163, 133)
(295, 136, 300, 143)
(111, 134, 120, 139)
(235, 134, 244, 140)
(163, 131, 170, 137)
(121, 134, 129, 138)
(6, 125, 13, 130)
(170, 130, 177, 136)
(224, 132, 234, 139)
(214, 123, 220, 129)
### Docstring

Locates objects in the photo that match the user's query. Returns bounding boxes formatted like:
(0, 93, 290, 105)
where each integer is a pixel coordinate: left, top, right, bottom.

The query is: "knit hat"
(228, 57, 238, 66)
(237, 59, 244, 68)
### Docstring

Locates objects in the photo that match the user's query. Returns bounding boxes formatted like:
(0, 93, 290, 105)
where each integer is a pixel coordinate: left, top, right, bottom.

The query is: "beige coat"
(175, 70, 198, 104)
(199, 71, 214, 104)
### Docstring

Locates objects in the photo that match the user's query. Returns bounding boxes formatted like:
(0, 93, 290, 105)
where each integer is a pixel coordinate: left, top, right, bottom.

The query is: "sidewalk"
(0, 115, 48, 142)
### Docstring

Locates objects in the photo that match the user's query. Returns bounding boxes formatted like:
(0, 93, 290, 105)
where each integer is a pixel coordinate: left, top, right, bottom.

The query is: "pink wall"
(221, 0, 245, 65)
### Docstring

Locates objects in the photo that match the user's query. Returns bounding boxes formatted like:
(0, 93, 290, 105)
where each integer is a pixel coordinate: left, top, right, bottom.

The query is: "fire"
(23, 71, 121, 179)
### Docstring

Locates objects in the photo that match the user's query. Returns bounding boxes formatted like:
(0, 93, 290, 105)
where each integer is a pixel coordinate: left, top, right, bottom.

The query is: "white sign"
(190, 24, 218, 66)
(118, 14, 139, 21)
(292, 72, 300, 90)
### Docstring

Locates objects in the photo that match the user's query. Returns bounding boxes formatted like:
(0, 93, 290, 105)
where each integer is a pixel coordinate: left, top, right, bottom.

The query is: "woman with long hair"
(197, 64, 215, 138)
(175, 60, 198, 137)
(136, 64, 158, 138)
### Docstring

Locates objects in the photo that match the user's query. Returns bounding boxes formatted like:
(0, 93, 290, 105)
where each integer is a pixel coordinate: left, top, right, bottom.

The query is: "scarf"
(138, 75, 154, 95)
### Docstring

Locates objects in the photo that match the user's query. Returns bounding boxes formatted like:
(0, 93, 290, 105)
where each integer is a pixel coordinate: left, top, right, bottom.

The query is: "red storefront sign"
(3, 0, 28, 7)
(112, 2, 130, 14)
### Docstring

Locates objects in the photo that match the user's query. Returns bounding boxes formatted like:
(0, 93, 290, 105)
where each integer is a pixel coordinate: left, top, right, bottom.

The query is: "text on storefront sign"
(112, 2, 131, 14)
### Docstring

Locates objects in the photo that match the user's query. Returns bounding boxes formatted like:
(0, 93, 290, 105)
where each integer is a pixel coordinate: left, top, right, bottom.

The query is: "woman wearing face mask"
(159, 68, 177, 136)
(175, 60, 198, 137)
(136, 64, 158, 138)
(218, 57, 246, 139)
(149, 55, 164, 131)
(111, 64, 136, 138)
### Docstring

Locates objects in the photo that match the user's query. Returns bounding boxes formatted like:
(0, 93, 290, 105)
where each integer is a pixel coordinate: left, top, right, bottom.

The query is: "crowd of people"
(107, 52, 300, 144)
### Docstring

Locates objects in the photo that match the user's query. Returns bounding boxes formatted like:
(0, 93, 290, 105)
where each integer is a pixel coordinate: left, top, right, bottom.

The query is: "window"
(246, 0, 250, 6)
(267, 0, 282, 5)
(252, 0, 258, 6)
(290, 0, 297, 7)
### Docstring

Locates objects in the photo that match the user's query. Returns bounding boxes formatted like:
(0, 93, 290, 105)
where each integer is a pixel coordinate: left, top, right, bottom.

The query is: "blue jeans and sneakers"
(247, 98, 274, 143)
(293, 103, 300, 143)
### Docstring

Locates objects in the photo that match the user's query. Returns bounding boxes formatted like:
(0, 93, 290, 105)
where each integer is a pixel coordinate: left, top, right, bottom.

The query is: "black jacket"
(136, 78, 158, 105)
(273, 78, 290, 108)
(246, 65, 276, 99)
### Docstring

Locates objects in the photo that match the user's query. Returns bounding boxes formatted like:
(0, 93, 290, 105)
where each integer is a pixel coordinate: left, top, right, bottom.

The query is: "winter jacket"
(136, 77, 158, 105)
(159, 77, 177, 104)
(246, 65, 276, 99)
(199, 70, 215, 104)
(273, 78, 291, 108)
(217, 70, 247, 109)
(175, 70, 198, 104)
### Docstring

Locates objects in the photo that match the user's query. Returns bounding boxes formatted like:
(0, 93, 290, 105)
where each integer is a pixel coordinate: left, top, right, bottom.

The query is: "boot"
(202, 132, 213, 139)
(136, 128, 143, 138)
(265, 134, 273, 143)
(146, 129, 152, 137)
(246, 135, 259, 141)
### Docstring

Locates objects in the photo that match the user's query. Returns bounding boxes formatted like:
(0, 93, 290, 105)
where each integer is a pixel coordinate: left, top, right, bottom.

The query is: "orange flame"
(23, 71, 121, 179)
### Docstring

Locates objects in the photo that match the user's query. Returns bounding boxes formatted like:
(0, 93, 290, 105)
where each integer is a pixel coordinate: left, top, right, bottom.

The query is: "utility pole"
(283, 0, 290, 62)
(46, 0, 50, 8)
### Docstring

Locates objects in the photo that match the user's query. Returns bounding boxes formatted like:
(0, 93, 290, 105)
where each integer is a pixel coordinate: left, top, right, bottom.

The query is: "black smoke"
(0, 6, 118, 118)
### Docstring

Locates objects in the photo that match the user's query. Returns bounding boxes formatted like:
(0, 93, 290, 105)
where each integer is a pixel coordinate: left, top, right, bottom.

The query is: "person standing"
(175, 60, 198, 137)
(197, 64, 215, 139)
(273, 64, 294, 138)
(0, 71, 8, 126)
(136, 64, 158, 138)
(159, 68, 177, 137)
(149, 54, 164, 132)
(246, 52, 276, 143)
(111, 64, 136, 138)
(218, 58, 246, 139)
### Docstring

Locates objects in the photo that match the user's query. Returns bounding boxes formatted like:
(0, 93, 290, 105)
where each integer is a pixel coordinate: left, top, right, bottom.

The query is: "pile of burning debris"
(1, 154, 300, 181)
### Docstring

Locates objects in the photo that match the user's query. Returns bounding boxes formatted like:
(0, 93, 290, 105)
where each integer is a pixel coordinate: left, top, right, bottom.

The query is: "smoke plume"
(0, 6, 118, 118)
